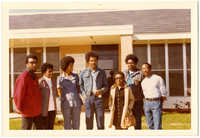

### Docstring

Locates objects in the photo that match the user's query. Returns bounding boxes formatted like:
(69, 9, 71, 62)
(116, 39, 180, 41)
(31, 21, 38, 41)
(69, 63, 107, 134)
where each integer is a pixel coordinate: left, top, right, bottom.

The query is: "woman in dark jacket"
(39, 63, 57, 129)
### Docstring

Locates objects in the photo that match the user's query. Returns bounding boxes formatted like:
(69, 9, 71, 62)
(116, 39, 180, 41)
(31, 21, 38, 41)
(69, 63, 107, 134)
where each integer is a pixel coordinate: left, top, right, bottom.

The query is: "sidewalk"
(10, 111, 111, 130)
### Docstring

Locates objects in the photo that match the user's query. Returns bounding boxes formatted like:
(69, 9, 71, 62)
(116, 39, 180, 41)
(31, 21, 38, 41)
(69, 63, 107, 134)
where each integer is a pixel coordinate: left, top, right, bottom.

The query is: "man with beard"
(14, 54, 43, 129)
(79, 51, 108, 130)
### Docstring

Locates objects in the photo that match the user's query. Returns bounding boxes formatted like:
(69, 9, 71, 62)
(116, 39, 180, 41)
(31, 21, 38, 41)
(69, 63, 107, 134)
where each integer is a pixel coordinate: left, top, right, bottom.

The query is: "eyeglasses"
(115, 77, 124, 80)
(28, 61, 37, 64)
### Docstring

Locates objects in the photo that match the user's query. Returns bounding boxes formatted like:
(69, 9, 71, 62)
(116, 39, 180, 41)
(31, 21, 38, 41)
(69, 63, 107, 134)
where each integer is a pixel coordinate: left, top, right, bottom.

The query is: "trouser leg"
(94, 97, 104, 130)
(85, 96, 95, 129)
(144, 100, 154, 129)
(72, 107, 81, 129)
(47, 111, 56, 129)
(21, 117, 33, 130)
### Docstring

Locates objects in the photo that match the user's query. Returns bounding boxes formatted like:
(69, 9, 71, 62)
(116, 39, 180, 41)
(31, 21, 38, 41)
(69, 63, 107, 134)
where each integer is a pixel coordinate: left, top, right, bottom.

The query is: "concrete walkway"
(10, 111, 112, 130)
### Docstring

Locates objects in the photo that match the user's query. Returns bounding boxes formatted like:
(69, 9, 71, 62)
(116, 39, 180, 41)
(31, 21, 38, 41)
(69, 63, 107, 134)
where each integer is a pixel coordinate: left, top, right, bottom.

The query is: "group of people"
(14, 51, 167, 130)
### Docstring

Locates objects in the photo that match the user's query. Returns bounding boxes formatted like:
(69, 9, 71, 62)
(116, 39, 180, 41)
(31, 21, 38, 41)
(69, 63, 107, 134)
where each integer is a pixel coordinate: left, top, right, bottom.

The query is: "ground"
(10, 111, 191, 130)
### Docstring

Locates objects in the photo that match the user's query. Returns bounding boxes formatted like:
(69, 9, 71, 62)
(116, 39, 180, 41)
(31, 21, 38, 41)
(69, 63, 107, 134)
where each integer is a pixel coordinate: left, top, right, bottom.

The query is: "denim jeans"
(144, 99, 162, 129)
(84, 95, 104, 129)
(61, 106, 81, 129)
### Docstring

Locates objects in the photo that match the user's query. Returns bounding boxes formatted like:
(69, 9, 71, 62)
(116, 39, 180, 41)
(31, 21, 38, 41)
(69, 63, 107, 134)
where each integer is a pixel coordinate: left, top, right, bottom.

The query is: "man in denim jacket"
(79, 51, 108, 130)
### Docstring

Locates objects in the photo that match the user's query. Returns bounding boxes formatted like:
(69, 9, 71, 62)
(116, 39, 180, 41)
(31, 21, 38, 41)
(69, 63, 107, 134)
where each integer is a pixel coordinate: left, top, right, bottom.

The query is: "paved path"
(10, 112, 111, 130)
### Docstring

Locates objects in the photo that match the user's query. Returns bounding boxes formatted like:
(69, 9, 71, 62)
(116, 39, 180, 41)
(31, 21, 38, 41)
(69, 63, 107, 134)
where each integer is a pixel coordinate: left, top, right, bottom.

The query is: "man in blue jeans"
(141, 63, 167, 129)
(79, 51, 108, 130)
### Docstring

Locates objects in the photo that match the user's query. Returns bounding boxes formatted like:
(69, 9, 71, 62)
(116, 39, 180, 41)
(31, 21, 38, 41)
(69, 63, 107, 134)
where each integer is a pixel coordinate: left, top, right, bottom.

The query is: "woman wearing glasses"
(108, 71, 135, 130)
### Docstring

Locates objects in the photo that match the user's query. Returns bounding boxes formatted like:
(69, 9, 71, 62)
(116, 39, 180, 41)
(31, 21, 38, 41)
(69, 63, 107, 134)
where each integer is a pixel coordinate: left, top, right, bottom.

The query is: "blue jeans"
(84, 95, 104, 129)
(61, 106, 81, 129)
(144, 99, 162, 129)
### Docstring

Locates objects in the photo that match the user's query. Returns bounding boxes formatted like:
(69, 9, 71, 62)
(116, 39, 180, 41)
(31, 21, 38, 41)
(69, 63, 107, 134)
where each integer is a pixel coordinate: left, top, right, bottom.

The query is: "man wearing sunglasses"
(14, 54, 43, 129)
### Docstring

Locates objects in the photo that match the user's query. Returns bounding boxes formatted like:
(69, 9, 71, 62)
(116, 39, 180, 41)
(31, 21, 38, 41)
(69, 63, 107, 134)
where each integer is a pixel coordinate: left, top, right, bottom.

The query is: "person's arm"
(128, 87, 135, 110)
(96, 70, 108, 96)
(159, 77, 167, 103)
(79, 71, 87, 101)
(13, 78, 26, 113)
(75, 74, 83, 105)
(56, 76, 62, 97)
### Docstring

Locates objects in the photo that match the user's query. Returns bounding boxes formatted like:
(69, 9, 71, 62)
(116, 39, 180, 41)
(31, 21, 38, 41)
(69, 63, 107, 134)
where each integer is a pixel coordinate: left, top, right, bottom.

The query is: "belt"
(145, 97, 161, 101)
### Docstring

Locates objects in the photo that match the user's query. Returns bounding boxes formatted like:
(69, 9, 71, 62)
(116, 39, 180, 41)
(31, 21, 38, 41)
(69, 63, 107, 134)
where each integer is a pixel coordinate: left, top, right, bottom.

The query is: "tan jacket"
(108, 85, 135, 128)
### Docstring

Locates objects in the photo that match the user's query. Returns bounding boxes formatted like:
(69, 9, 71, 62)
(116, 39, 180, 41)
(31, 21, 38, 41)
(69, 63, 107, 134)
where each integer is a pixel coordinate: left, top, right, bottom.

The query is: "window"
(133, 44, 147, 69)
(14, 48, 26, 72)
(186, 43, 191, 96)
(151, 44, 166, 81)
(46, 47, 60, 84)
(168, 44, 184, 96)
(46, 47, 59, 71)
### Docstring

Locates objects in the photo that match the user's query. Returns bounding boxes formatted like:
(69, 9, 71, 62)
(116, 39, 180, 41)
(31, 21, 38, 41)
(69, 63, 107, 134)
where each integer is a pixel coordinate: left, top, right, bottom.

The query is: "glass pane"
(14, 48, 26, 72)
(169, 71, 184, 96)
(133, 44, 147, 69)
(151, 44, 165, 69)
(92, 45, 118, 71)
(168, 44, 183, 69)
(187, 70, 191, 96)
(30, 47, 43, 72)
(46, 47, 59, 71)
(151, 71, 166, 82)
(9, 74, 11, 97)
(9, 48, 11, 72)
(186, 43, 191, 69)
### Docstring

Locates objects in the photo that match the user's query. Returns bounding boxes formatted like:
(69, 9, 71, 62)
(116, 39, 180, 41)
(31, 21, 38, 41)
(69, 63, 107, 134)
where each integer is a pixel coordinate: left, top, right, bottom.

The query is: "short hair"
(125, 54, 138, 64)
(85, 51, 99, 62)
(41, 63, 53, 74)
(114, 71, 125, 80)
(25, 54, 38, 64)
(60, 56, 75, 71)
(142, 62, 152, 69)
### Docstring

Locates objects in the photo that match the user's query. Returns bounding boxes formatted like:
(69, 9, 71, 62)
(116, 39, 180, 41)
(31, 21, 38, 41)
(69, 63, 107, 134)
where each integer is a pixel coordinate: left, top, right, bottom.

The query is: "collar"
(61, 72, 75, 80)
(25, 68, 35, 80)
(43, 76, 51, 81)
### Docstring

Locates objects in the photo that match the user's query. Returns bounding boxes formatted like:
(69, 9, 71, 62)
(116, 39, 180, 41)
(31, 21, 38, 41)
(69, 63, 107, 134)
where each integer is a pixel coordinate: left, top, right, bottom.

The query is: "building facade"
(9, 9, 191, 110)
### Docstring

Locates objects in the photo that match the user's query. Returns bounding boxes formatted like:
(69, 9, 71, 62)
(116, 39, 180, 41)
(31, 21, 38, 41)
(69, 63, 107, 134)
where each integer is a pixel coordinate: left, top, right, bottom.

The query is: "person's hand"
(57, 88, 62, 97)
(15, 108, 21, 114)
(161, 96, 167, 104)
(95, 90, 103, 96)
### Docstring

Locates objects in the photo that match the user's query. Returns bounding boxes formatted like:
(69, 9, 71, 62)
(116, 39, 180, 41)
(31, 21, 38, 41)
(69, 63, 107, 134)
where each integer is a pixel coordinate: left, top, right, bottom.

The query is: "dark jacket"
(39, 77, 57, 116)
(14, 70, 42, 117)
(123, 69, 144, 101)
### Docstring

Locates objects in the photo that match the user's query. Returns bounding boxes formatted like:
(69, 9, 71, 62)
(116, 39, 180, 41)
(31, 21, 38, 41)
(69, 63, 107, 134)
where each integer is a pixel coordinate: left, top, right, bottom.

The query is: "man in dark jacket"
(14, 54, 43, 130)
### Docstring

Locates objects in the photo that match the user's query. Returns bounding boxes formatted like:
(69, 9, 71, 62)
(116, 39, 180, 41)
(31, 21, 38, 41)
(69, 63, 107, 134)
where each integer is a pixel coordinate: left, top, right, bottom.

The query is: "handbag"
(124, 110, 136, 128)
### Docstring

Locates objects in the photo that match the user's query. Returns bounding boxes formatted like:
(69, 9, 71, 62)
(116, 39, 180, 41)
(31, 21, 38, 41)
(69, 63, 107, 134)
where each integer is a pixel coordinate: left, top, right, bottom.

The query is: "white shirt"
(91, 70, 97, 93)
(44, 76, 55, 111)
(141, 74, 167, 99)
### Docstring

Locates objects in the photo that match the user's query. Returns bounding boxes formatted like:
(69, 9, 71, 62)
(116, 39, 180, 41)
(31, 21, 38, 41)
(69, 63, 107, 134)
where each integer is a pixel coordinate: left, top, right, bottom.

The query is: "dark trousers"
(41, 111, 56, 129)
(22, 115, 43, 130)
(132, 100, 143, 129)
(84, 95, 104, 130)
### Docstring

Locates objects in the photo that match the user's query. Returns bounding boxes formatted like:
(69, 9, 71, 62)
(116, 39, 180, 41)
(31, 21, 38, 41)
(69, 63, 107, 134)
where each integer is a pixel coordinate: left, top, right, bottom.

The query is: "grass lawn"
(10, 112, 191, 130)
